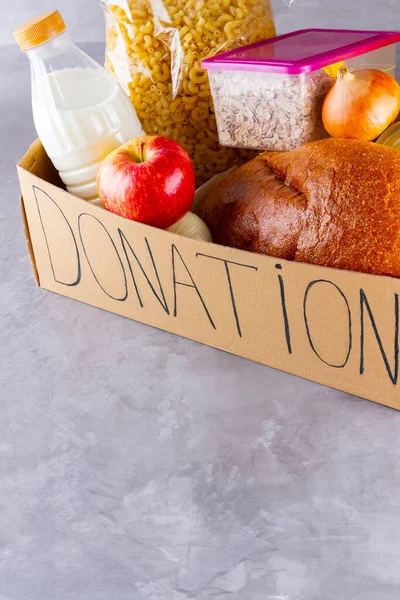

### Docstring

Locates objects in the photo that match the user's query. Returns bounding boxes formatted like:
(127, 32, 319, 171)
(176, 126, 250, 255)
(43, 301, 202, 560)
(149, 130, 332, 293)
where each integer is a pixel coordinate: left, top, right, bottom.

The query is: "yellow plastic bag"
(100, 0, 276, 185)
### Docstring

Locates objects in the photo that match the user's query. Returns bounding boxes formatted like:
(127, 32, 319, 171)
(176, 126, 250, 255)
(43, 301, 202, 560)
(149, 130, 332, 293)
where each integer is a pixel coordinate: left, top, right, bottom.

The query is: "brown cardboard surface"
(19, 194, 39, 286)
(17, 140, 400, 410)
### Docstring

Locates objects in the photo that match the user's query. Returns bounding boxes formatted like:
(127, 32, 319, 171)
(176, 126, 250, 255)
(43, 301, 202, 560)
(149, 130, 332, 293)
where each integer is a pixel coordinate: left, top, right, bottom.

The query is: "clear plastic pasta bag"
(99, 0, 276, 185)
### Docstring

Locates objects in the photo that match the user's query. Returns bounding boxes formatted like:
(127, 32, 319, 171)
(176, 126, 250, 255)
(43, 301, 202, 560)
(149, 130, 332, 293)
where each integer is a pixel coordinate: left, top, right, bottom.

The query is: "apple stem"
(139, 140, 145, 163)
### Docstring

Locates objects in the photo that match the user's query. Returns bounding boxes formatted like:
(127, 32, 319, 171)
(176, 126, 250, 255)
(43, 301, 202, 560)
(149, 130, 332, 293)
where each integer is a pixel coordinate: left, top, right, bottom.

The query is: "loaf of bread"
(196, 139, 400, 277)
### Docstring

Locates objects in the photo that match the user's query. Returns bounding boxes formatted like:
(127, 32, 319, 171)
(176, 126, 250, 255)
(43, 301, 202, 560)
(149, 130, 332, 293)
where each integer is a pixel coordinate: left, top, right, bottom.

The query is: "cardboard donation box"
(18, 140, 400, 410)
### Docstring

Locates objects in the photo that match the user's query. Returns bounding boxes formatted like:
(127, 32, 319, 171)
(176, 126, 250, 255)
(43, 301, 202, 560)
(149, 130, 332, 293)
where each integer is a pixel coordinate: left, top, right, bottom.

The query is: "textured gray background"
(2, 1, 400, 599)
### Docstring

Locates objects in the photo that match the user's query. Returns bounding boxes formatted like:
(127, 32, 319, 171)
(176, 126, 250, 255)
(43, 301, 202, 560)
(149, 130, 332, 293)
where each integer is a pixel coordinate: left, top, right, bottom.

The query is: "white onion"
(167, 212, 212, 242)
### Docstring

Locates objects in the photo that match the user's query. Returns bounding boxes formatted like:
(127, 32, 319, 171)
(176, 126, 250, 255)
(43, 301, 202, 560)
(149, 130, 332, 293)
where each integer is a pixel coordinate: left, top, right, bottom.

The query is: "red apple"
(97, 136, 195, 229)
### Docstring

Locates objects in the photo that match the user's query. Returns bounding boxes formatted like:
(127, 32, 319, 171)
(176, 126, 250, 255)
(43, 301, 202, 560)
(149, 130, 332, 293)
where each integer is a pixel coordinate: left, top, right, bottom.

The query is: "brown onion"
(322, 67, 400, 141)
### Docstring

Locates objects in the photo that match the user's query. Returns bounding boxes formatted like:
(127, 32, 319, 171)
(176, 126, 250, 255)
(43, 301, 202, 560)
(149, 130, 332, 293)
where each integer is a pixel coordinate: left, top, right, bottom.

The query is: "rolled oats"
(208, 69, 334, 151)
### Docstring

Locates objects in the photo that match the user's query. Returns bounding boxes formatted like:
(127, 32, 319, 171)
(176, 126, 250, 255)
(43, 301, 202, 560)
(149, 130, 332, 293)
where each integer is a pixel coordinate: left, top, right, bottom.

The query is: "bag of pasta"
(100, 0, 276, 185)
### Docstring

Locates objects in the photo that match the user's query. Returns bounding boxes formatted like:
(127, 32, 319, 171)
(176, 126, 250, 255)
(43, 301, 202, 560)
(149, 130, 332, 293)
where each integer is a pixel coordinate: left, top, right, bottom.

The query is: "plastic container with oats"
(202, 29, 400, 152)
(99, 0, 276, 186)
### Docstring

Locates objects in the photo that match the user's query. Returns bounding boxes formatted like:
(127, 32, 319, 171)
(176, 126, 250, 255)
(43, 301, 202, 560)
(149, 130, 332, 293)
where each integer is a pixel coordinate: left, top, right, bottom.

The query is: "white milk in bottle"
(14, 10, 144, 201)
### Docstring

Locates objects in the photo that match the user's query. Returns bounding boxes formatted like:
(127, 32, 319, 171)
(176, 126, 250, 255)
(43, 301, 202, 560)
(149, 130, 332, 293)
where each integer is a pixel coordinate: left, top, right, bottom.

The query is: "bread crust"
(197, 139, 400, 277)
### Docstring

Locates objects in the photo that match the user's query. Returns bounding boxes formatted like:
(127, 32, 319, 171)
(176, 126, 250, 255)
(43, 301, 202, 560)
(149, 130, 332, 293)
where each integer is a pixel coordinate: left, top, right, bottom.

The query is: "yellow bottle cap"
(13, 10, 66, 51)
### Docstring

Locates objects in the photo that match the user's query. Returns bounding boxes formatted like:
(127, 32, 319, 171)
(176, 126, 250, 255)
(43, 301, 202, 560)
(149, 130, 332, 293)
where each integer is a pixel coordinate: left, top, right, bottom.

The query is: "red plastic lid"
(202, 29, 400, 74)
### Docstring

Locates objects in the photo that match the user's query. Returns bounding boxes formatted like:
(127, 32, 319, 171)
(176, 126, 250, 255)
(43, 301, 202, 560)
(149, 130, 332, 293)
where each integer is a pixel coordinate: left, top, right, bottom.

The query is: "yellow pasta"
(216, 14, 233, 25)
(182, 95, 198, 104)
(189, 67, 208, 85)
(104, 0, 275, 185)
(134, 10, 149, 19)
(191, 30, 202, 43)
(143, 34, 152, 49)
(157, 81, 168, 93)
(186, 50, 195, 66)
(224, 19, 240, 38)
(170, 98, 182, 111)
(140, 21, 153, 34)
(157, 64, 170, 82)
(179, 25, 190, 39)
(188, 80, 199, 94)
(142, 95, 154, 105)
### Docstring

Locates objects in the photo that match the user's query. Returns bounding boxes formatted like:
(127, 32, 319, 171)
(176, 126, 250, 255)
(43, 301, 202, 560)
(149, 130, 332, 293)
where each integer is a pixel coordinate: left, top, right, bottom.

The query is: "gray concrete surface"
(2, 2, 400, 599)
(1, 0, 105, 45)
